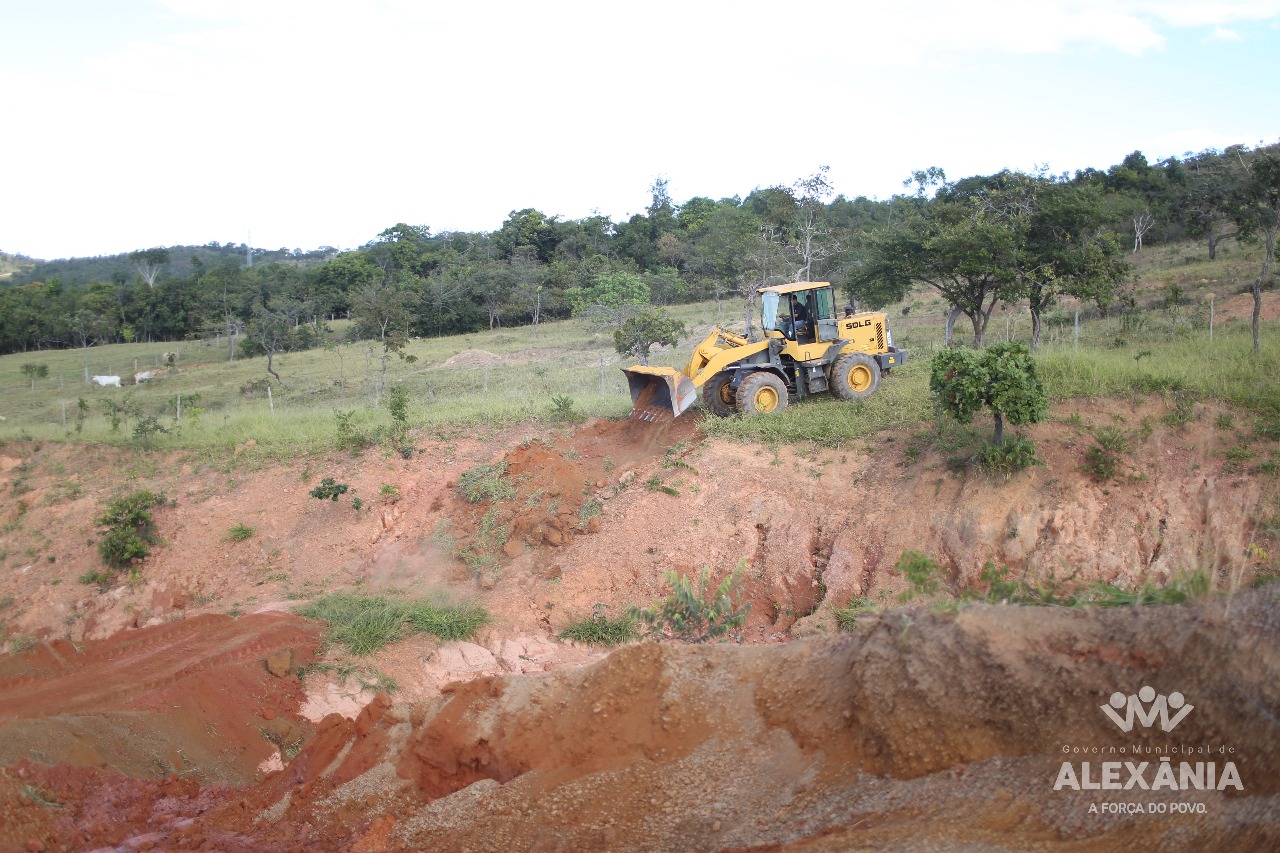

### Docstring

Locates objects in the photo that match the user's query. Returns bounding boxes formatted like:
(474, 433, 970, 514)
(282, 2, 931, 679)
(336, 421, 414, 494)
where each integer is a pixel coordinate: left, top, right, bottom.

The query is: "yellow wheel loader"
(624, 282, 907, 419)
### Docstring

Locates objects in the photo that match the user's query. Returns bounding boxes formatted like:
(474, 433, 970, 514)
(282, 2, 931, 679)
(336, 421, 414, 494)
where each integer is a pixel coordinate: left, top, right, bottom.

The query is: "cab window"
(811, 287, 835, 320)
(760, 291, 780, 330)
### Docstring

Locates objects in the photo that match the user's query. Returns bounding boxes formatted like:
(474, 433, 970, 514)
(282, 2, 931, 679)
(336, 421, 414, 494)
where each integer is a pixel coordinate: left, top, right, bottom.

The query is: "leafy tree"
(677, 195, 721, 232)
(245, 297, 311, 385)
(471, 259, 515, 331)
(20, 362, 48, 389)
(386, 385, 412, 451)
(305, 251, 378, 318)
(1174, 148, 1245, 259)
(1227, 150, 1280, 354)
(929, 342, 1048, 446)
(129, 247, 170, 289)
(613, 308, 685, 366)
(495, 208, 561, 262)
(979, 172, 1128, 347)
(365, 223, 431, 275)
(687, 203, 759, 323)
(567, 270, 651, 328)
(62, 295, 116, 383)
(508, 247, 550, 331)
(351, 276, 418, 402)
(858, 190, 1019, 346)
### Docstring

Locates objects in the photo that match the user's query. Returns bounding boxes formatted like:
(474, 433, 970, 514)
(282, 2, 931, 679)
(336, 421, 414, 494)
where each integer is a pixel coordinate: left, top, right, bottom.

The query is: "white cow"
(92, 375, 122, 388)
(134, 370, 158, 385)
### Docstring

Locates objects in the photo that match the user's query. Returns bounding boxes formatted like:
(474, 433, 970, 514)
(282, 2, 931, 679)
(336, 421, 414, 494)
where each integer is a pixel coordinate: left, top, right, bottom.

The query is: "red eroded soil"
(2, 591, 1278, 851)
(0, 395, 1277, 850)
(0, 614, 320, 783)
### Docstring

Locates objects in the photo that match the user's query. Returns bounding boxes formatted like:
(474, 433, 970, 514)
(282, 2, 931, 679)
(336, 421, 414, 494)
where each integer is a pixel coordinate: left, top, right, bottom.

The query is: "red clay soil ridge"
(2, 589, 1278, 851)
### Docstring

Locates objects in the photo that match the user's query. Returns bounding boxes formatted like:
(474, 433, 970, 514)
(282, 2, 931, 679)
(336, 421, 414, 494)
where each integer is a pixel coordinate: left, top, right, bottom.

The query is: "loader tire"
(737, 372, 788, 415)
(831, 352, 881, 401)
(702, 373, 737, 417)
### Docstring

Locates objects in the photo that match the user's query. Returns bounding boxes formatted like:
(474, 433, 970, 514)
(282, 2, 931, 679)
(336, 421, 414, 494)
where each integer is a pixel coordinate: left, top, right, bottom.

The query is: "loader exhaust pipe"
(623, 366, 698, 421)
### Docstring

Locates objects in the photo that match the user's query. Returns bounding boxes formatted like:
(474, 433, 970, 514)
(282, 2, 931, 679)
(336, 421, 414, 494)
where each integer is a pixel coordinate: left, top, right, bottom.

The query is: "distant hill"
(0, 251, 36, 281)
(2, 242, 338, 287)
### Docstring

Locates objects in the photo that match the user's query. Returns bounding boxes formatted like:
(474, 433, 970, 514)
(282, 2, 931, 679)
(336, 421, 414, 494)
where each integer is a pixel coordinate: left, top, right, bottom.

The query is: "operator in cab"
(786, 294, 810, 339)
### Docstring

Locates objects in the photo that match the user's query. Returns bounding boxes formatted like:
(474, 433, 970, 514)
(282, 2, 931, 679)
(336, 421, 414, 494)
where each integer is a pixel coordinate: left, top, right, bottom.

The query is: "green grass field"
(0, 240, 1275, 455)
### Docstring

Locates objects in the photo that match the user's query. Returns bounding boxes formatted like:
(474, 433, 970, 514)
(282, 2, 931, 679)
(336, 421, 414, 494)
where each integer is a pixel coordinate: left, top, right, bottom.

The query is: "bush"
(559, 605, 638, 645)
(1083, 426, 1130, 482)
(334, 410, 373, 451)
(386, 386, 411, 449)
(895, 550, 949, 601)
(132, 416, 167, 451)
(550, 395, 577, 421)
(240, 378, 271, 395)
(309, 478, 349, 501)
(975, 434, 1041, 476)
(628, 565, 750, 643)
(297, 593, 490, 655)
(96, 490, 166, 569)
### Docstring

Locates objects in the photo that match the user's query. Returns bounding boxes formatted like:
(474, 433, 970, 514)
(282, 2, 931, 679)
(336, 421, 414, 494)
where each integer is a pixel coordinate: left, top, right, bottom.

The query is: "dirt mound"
(443, 414, 700, 570)
(439, 349, 507, 367)
(4, 589, 1276, 851)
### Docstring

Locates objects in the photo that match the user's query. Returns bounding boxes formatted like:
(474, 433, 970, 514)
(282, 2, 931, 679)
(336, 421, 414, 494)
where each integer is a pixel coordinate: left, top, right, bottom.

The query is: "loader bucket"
(623, 366, 698, 421)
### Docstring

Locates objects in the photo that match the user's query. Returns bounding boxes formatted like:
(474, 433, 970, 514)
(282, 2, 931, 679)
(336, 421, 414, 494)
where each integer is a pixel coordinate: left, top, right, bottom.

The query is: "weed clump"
(975, 434, 1041, 477)
(834, 597, 871, 631)
(95, 489, 166, 569)
(891, 549, 1218, 611)
(297, 593, 490, 655)
(226, 523, 256, 542)
(559, 604, 638, 646)
(333, 410, 373, 452)
(457, 462, 515, 504)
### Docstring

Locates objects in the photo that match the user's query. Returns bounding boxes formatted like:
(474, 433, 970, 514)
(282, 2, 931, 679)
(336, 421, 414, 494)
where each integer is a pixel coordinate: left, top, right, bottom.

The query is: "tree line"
(2, 142, 1276, 364)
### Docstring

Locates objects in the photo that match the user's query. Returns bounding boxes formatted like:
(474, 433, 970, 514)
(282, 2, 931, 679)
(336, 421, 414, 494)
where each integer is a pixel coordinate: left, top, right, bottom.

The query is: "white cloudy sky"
(3, 0, 1278, 259)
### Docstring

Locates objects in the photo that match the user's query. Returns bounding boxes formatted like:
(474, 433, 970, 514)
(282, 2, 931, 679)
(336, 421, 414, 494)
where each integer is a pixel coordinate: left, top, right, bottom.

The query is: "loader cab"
(759, 283, 837, 344)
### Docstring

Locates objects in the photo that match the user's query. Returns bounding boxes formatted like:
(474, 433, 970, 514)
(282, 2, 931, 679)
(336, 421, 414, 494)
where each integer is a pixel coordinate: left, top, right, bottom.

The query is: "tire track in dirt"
(0, 613, 318, 720)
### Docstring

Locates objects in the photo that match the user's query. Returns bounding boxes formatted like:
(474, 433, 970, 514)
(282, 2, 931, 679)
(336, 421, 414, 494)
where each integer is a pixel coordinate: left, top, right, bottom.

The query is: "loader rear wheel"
(702, 373, 737, 417)
(831, 352, 881, 401)
(737, 372, 788, 415)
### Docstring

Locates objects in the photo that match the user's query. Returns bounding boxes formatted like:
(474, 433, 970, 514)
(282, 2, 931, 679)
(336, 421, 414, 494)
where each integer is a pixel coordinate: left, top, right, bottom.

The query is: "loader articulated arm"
(623, 327, 768, 419)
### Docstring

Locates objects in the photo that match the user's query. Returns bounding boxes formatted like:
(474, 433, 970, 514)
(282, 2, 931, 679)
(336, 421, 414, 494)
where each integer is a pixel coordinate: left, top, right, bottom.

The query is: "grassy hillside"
(0, 252, 35, 281)
(0, 240, 1275, 456)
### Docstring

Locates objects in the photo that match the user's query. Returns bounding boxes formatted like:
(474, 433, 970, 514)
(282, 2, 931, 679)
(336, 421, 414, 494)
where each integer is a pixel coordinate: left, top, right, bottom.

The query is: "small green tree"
(386, 385, 411, 450)
(96, 490, 166, 569)
(930, 342, 1048, 446)
(629, 565, 750, 643)
(132, 416, 168, 451)
(20, 363, 48, 390)
(613, 308, 686, 366)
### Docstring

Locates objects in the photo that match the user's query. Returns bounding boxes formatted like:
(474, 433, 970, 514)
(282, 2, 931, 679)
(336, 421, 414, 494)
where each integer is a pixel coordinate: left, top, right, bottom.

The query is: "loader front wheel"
(702, 373, 737, 417)
(831, 352, 881, 401)
(737, 372, 788, 415)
